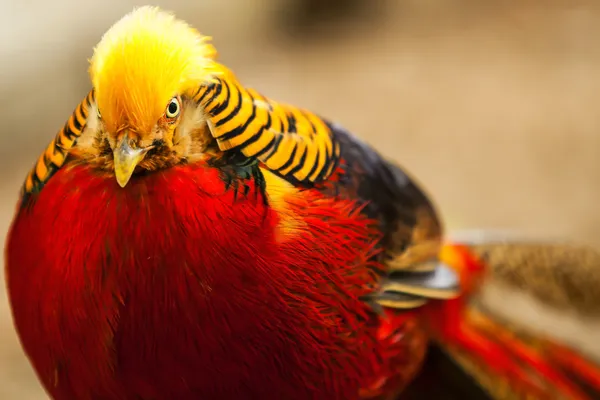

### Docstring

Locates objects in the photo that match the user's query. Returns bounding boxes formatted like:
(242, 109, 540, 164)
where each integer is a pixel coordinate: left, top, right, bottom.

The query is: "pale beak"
(113, 135, 150, 188)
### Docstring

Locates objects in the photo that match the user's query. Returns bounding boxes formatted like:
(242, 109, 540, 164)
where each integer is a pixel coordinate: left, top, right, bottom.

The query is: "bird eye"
(165, 97, 181, 119)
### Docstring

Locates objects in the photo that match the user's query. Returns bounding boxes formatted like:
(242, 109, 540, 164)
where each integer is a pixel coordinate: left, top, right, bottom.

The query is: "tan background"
(1, 0, 599, 398)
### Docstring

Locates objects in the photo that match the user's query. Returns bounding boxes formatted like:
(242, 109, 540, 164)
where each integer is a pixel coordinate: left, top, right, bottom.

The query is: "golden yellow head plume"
(90, 6, 218, 133)
(89, 6, 219, 186)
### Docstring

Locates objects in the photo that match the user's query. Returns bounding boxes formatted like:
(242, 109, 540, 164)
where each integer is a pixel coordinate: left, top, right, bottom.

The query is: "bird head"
(88, 6, 220, 187)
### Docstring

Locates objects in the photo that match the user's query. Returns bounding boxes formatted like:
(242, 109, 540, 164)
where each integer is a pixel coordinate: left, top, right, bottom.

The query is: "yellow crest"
(89, 6, 220, 133)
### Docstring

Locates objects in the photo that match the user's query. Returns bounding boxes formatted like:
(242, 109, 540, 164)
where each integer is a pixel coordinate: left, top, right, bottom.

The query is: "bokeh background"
(1, 0, 599, 398)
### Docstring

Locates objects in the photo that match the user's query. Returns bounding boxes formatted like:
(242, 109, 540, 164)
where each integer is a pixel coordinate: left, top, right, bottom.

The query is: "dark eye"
(165, 97, 181, 119)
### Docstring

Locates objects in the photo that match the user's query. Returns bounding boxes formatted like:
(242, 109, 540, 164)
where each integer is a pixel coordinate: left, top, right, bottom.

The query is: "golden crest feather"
(89, 6, 220, 133)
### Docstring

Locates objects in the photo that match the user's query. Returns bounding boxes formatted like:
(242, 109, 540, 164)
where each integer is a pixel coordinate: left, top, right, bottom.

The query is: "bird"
(5, 6, 600, 400)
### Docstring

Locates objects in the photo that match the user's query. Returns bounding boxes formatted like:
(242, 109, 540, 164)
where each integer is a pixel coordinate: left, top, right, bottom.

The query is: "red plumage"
(6, 162, 426, 399)
(9, 8, 600, 398)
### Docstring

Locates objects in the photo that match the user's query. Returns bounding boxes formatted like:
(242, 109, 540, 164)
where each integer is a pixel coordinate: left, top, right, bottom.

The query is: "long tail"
(421, 232, 600, 400)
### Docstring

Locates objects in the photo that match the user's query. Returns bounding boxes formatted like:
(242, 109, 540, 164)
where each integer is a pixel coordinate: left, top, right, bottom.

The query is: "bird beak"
(113, 135, 150, 188)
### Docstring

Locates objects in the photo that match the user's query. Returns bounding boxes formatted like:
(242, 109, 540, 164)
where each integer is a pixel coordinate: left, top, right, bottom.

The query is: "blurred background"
(1, 0, 600, 398)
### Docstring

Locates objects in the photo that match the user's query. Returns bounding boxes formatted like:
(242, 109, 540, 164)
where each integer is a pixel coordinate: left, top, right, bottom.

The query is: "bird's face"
(83, 6, 219, 187)
(96, 91, 184, 188)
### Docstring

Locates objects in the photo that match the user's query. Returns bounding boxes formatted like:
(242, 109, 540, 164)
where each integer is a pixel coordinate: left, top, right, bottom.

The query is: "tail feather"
(424, 236, 600, 400)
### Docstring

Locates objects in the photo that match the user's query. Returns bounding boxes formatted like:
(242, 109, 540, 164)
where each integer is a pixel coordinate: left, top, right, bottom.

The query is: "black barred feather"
(21, 90, 94, 198)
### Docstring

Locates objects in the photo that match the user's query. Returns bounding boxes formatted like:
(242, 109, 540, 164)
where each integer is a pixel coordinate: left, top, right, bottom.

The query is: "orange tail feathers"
(422, 242, 600, 400)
